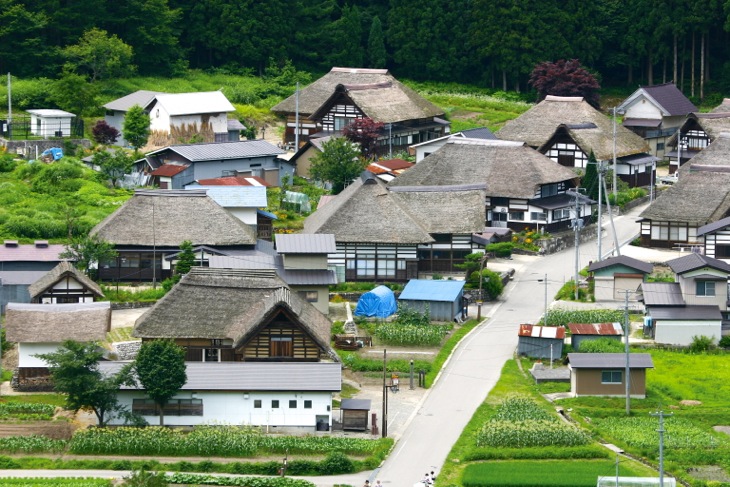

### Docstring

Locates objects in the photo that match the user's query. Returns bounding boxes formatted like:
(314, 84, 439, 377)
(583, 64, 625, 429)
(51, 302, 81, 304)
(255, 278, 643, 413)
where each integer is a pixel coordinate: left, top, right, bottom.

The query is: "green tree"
(469, 268, 504, 300)
(368, 16, 387, 68)
(309, 137, 366, 194)
(134, 340, 187, 426)
(36, 341, 133, 427)
(175, 240, 196, 278)
(456, 252, 487, 280)
(48, 71, 98, 116)
(123, 104, 150, 153)
(93, 149, 133, 188)
(62, 28, 136, 81)
(582, 150, 600, 201)
(60, 234, 118, 276)
(327, 5, 363, 67)
(0, 1, 48, 77)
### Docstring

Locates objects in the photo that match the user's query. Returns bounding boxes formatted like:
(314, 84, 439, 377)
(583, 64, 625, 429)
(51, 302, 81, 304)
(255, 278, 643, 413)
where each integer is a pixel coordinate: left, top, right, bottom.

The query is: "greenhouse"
(597, 477, 676, 487)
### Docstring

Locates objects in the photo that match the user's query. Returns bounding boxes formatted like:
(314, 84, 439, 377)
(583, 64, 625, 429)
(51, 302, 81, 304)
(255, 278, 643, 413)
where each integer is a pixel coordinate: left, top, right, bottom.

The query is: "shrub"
(688, 335, 716, 353)
(719, 336, 730, 348)
(318, 451, 355, 475)
(578, 337, 624, 353)
(486, 242, 513, 257)
(92, 120, 121, 145)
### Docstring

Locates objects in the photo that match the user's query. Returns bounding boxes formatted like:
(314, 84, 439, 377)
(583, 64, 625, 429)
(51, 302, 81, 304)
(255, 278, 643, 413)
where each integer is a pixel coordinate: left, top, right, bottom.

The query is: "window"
(304, 400, 312, 409)
(335, 116, 356, 131)
(289, 400, 297, 409)
(509, 211, 525, 221)
(272, 400, 280, 409)
(531, 212, 547, 221)
(270, 337, 293, 357)
(298, 291, 318, 302)
(651, 222, 688, 241)
(696, 281, 716, 297)
(254, 400, 262, 408)
(557, 151, 575, 167)
(601, 370, 622, 384)
(377, 259, 396, 278)
(657, 142, 665, 151)
(541, 184, 558, 198)
(356, 259, 375, 278)
(132, 398, 203, 416)
(552, 208, 571, 221)
(492, 211, 507, 222)
(204, 348, 219, 362)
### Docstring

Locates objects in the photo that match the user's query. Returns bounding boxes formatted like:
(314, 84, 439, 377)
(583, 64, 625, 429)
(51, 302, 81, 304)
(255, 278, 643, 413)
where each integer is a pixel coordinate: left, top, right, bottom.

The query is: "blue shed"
(398, 279, 466, 322)
(354, 285, 397, 318)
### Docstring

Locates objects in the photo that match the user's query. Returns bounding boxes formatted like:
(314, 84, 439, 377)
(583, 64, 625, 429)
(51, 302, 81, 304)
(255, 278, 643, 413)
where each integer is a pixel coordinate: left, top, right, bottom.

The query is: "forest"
(2, 0, 730, 101)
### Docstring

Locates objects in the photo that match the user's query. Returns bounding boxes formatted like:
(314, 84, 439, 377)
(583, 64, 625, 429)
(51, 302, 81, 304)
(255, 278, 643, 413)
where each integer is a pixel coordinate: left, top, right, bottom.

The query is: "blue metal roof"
(399, 279, 465, 302)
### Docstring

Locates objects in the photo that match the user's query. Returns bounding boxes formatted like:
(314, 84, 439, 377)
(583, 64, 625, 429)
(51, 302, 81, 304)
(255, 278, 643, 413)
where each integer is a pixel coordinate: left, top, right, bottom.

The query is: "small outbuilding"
(29, 261, 104, 304)
(398, 279, 466, 322)
(517, 324, 565, 360)
(587, 256, 653, 301)
(27, 109, 76, 138)
(568, 322, 623, 350)
(568, 353, 654, 398)
(340, 398, 371, 431)
(354, 285, 397, 318)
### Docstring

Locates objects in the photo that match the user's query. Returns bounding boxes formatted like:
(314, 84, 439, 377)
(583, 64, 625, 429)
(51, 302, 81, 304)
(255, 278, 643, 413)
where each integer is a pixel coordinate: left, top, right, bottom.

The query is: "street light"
(537, 273, 548, 326)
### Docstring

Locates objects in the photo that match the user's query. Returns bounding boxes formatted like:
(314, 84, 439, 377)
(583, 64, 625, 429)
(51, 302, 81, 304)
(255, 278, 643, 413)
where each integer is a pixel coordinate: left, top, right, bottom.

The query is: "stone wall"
(1, 138, 91, 158)
(111, 302, 155, 310)
(538, 225, 598, 255)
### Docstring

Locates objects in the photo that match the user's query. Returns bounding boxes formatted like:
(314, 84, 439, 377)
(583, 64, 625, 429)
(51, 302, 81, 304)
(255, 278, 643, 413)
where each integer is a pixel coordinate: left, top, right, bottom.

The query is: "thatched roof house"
(5, 302, 111, 344)
(711, 98, 730, 113)
(304, 171, 485, 244)
(271, 67, 447, 151)
(133, 268, 338, 362)
(497, 95, 649, 160)
(272, 67, 443, 122)
(92, 189, 256, 247)
(28, 261, 104, 303)
(389, 139, 577, 198)
(639, 133, 730, 247)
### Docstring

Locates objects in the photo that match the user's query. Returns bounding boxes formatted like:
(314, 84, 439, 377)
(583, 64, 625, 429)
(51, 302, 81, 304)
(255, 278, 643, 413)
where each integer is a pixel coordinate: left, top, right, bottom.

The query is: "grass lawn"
(462, 459, 655, 487)
(0, 394, 66, 408)
(106, 326, 136, 344)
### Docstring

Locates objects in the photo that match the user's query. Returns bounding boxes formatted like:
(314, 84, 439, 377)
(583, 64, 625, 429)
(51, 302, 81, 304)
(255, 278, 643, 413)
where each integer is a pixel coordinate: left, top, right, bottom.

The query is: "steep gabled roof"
(388, 138, 578, 199)
(697, 216, 730, 236)
(640, 134, 730, 224)
(147, 91, 235, 116)
(91, 189, 257, 247)
(133, 268, 337, 360)
(271, 67, 443, 122)
(666, 252, 730, 274)
(28, 261, 103, 300)
(587, 255, 653, 274)
(668, 113, 730, 146)
(497, 95, 648, 159)
(618, 83, 696, 116)
(5, 302, 110, 343)
(103, 90, 164, 112)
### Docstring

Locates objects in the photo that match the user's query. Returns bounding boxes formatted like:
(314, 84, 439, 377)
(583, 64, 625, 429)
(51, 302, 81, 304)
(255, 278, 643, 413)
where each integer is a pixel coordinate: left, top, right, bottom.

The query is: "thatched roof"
(388, 139, 579, 199)
(668, 113, 730, 146)
(133, 268, 337, 360)
(640, 133, 730, 224)
(5, 302, 111, 343)
(711, 98, 730, 113)
(303, 172, 486, 243)
(271, 67, 444, 122)
(497, 95, 649, 159)
(91, 189, 257, 247)
(28, 261, 103, 300)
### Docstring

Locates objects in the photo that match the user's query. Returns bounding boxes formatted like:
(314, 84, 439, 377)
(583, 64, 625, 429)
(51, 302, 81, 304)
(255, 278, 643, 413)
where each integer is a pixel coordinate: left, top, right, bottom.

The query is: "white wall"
(18, 343, 61, 368)
(654, 320, 722, 346)
(149, 104, 172, 133)
(226, 207, 258, 225)
(624, 97, 663, 120)
(105, 111, 127, 146)
(111, 390, 334, 428)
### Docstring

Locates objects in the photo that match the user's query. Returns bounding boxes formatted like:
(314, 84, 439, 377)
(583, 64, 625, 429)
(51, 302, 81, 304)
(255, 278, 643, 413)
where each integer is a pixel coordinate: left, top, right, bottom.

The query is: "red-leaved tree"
(91, 120, 121, 145)
(529, 59, 601, 109)
(343, 117, 384, 160)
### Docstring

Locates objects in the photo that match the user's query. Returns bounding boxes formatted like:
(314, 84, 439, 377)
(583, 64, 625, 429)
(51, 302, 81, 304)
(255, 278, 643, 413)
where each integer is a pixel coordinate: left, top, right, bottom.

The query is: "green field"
(462, 460, 654, 487)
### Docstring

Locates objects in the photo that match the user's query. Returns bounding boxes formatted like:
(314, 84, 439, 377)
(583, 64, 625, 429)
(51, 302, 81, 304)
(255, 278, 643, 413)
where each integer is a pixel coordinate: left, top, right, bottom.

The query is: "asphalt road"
(0, 204, 648, 486)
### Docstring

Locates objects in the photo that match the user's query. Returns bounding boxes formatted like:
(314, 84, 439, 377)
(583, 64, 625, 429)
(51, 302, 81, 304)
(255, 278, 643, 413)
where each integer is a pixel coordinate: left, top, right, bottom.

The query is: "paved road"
(0, 205, 650, 486)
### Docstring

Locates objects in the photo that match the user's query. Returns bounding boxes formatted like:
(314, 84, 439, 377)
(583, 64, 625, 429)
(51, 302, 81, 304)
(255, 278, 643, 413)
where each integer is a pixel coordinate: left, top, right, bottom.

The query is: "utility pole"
(543, 273, 548, 326)
(624, 290, 631, 415)
(612, 107, 618, 198)
(476, 253, 488, 320)
(601, 172, 622, 257)
(650, 410, 673, 487)
(381, 349, 388, 438)
(597, 160, 604, 261)
(570, 190, 584, 300)
(294, 82, 300, 151)
(7, 73, 11, 125)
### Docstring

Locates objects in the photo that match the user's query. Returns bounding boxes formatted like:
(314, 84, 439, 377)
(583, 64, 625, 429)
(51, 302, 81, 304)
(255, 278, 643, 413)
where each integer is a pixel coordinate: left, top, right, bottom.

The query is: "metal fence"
(0, 116, 84, 140)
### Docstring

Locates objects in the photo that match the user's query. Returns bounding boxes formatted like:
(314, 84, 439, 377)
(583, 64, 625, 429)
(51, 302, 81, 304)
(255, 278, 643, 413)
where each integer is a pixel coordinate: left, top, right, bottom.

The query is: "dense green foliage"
(0, 402, 55, 421)
(3, 1, 729, 97)
(133, 340, 187, 426)
(541, 309, 625, 327)
(163, 474, 315, 487)
(0, 479, 111, 487)
(309, 137, 366, 194)
(0, 158, 130, 241)
(577, 337, 625, 353)
(122, 104, 150, 151)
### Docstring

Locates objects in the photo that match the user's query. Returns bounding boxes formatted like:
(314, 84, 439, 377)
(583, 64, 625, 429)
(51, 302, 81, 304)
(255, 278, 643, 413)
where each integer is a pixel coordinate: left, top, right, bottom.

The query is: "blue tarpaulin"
(354, 285, 397, 318)
(41, 148, 64, 161)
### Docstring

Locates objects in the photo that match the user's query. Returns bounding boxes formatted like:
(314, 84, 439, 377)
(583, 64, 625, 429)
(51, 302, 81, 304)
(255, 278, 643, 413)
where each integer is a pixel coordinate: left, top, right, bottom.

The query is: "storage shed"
(517, 324, 565, 359)
(354, 285, 397, 318)
(27, 109, 76, 138)
(340, 398, 371, 431)
(587, 256, 653, 301)
(568, 353, 654, 398)
(398, 279, 466, 322)
(568, 322, 623, 350)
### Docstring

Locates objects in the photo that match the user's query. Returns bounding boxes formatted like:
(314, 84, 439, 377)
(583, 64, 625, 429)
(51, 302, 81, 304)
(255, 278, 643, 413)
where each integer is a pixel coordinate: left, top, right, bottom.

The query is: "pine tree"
(368, 16, 387, 68)
(582, 150, 600, 201)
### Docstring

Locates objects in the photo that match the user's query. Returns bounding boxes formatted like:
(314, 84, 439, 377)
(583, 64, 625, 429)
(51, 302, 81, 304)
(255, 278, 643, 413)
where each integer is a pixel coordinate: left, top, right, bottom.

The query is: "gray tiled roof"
(666, 253, 730, 274)
(0, 270, 49, 285)
(101, 361, 342, 392)
(459, 127, 497, 140)
(642, 83, 697, 116)
(648, 304, 722, 321)
(103, 90, 164, 112)
(697, 216, 730, 236)
(588, 255, 653, 274)
(568, 353, 654, 369)
(147, 140, 285, 162)
(275, 234, 336, 254)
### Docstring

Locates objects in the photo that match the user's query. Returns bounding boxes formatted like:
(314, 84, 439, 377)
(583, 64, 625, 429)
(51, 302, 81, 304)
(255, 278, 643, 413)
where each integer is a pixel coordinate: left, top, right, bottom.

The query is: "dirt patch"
(687, 465, 730, 483)
(0, 421, 76, 440)
(679, 400, 702, 406)
(713, 425, 730, 435)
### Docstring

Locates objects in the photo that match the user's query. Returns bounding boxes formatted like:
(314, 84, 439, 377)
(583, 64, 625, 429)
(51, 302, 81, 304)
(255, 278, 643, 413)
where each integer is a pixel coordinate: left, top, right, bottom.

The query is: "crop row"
(0, 435, 66, 454)
(491, 396, 552, 422)
(0, 403, 56, 420)
(69, 426, 380, 457)
(592, 416, 726, 450)
(542, 309, 624, 327)
(0, 479, 111, 487)
(165, 473, 315, 487)
(374, 323, 448, 346)
(476, 419, 591, 448)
